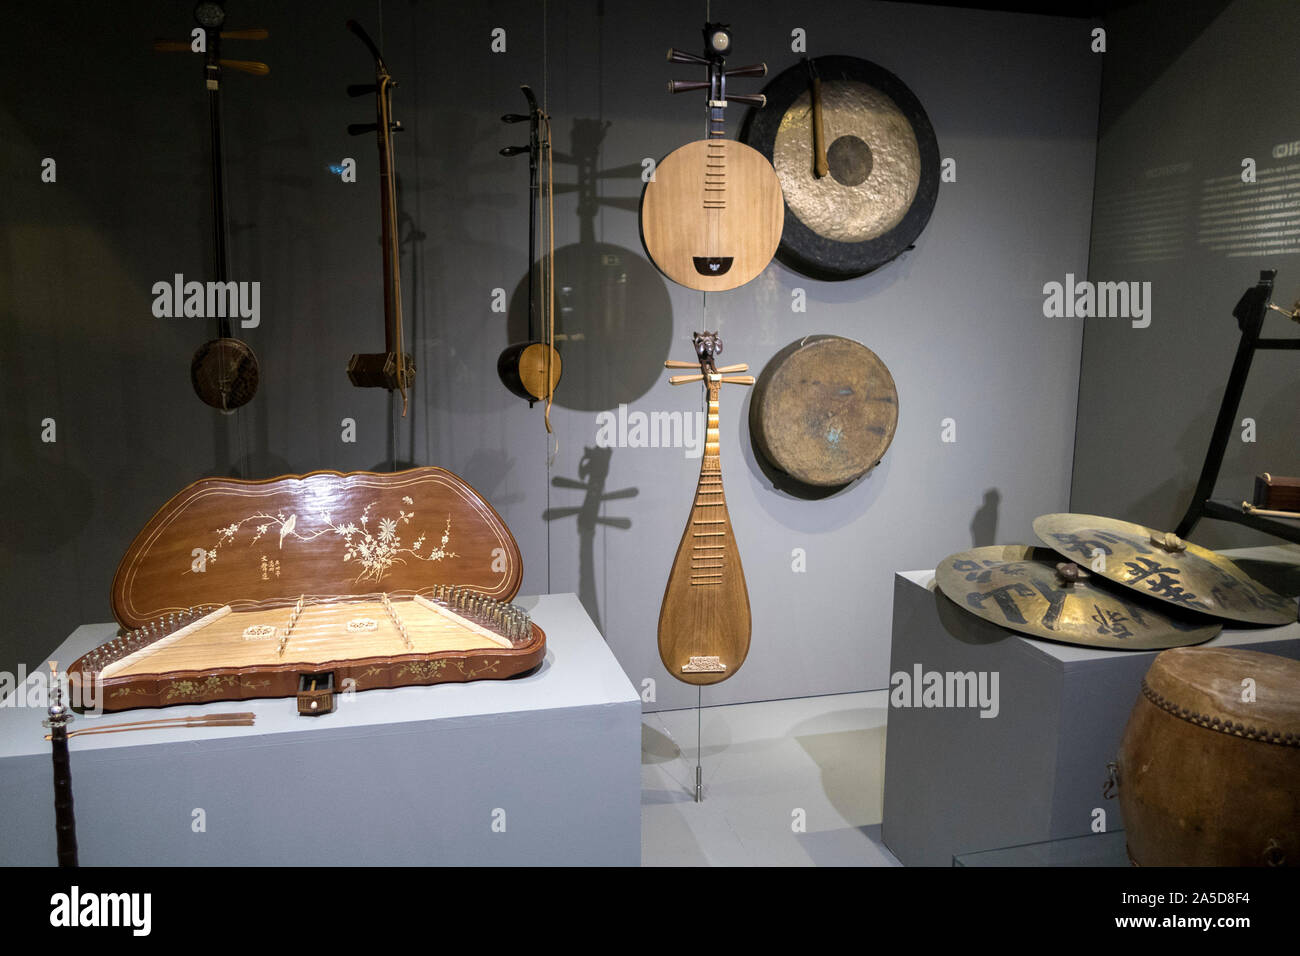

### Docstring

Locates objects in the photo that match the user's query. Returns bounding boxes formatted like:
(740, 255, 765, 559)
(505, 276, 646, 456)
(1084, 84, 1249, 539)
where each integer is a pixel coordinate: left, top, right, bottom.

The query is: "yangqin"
(69, 468, 544, 713)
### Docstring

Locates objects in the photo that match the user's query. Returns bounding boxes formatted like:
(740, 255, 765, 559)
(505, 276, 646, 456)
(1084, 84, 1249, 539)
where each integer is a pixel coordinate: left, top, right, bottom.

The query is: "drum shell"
(1116, 649, 1300, 867)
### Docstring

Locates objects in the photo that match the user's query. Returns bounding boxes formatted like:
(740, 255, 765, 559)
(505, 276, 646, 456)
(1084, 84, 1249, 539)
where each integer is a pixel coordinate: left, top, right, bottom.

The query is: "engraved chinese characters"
(1033, 514, 1294, 626)
(935, 545, 1221, 651)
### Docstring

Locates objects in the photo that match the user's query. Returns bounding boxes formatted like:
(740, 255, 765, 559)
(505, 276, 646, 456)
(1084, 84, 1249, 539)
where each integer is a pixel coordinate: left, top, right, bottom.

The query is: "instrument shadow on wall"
(542, 446, 638, 634)
(505, 118, 673, 412)
(970, 488, 1001, 548)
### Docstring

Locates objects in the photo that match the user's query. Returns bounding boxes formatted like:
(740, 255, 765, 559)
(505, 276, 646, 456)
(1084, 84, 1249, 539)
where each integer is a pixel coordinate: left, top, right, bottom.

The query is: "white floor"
(641, 691, 901, 866)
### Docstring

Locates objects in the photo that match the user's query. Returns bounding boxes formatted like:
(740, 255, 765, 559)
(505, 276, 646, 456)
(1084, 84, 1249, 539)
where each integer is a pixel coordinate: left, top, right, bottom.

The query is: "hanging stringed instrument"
(657, 332, 754, 685)
(155, 2, 268, 410)
(640, 23, 783, 292)
(497, 85, 562, 425)
(345, 20, 416, 417)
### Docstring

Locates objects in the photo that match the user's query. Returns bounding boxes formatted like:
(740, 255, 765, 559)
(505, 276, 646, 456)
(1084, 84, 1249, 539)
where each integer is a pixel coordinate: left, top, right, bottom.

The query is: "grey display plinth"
(0, 593, 641, 866)
(882, 563, 1300, 867)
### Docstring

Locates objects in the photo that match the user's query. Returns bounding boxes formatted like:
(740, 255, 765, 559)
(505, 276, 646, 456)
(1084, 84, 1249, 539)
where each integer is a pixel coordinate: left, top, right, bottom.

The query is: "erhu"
(155, 2, 269, 411)
(657, 332, 754, 685)
(497, 85, 562, 429)
(345, 20, 416, 417)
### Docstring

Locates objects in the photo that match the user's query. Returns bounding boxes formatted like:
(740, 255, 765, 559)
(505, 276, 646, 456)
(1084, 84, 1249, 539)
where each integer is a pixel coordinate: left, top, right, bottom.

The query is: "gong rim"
(740, 55, 940, 280)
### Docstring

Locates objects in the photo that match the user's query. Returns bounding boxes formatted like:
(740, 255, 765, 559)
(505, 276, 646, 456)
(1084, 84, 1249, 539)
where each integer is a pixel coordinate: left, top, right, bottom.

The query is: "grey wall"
(1, 0, 1100, 711)
(1072, 0, 1300, 544)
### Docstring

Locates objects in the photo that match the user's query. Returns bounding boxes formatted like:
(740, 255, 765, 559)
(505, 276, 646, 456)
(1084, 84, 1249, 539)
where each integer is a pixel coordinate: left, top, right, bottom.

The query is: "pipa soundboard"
(68, 468, 545, 713)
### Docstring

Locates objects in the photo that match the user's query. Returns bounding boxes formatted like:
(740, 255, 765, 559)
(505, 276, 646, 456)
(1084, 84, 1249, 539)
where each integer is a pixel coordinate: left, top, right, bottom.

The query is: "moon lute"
(640, 23, 783, 292)
(657, 332, 754, 685)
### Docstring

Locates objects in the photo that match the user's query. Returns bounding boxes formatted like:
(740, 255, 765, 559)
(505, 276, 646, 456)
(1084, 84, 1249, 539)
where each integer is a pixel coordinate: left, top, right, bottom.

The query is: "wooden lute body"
(640, 25, 782, 292)
(657, 333, 753, 685)
(642, 140, 784, 291)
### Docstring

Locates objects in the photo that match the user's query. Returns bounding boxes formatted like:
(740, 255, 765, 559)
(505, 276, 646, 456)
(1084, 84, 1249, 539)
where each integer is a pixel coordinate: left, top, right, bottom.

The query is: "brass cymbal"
(1033, 513, 1295, 626)
(936, 545, 1222, 651)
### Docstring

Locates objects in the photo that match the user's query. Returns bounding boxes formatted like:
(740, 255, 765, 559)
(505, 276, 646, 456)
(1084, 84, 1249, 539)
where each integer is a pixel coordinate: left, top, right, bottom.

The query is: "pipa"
(657, 332, 753, 685)
(68, 468, 544, 713)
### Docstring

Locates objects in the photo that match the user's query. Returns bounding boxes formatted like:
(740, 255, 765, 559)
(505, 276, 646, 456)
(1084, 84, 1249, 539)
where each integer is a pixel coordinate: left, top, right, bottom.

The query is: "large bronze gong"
(749, 335, 898, 487)
(740, 55, 940, 280)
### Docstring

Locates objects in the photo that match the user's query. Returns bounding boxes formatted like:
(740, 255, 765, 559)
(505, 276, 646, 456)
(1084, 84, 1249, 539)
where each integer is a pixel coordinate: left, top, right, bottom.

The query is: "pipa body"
(658, 376, 751, 684)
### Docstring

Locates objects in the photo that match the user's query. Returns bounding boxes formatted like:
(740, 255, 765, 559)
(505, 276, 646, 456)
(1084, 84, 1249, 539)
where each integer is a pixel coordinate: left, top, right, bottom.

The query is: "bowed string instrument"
(497, 85, 563, 430)
(345, 19, 416, 417)
(155, 1, 269, 410)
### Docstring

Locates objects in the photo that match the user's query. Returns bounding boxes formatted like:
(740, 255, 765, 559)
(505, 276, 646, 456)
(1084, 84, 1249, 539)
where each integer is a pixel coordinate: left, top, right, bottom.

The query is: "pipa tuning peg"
(728, 93, 766, 108)
(219, 58, 269, 76)
(668, 79, 709, 95)
(724, 62, 767, 78)
(220, 27, 269, 41)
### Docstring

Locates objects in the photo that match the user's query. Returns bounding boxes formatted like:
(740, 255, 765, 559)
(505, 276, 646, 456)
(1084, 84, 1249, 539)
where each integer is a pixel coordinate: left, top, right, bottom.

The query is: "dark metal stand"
(1175, 269, 1300, 544)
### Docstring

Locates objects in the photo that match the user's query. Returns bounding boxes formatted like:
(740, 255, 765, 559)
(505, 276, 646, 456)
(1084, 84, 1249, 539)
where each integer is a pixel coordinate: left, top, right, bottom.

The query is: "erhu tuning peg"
(347, 83, 377, 97)
(499, 145, 529, 157)
(501, 113, 529, 123)
(668, 47, 708, 65)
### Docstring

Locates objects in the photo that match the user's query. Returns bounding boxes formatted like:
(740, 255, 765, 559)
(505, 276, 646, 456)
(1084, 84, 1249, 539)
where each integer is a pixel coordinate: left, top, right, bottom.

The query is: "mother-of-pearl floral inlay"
(195, 495, 457, 583)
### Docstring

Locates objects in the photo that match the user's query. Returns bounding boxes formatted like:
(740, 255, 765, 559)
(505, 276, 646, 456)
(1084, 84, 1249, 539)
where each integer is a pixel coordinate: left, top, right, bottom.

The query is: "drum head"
(741, 55, 940, 280)
(749, 335, 898, 487)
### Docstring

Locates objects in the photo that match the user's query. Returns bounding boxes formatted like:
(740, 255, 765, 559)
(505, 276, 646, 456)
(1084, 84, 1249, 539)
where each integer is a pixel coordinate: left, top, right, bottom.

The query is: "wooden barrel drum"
(1115, 646, 1300, 866)
(749, 335, 898, 487)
